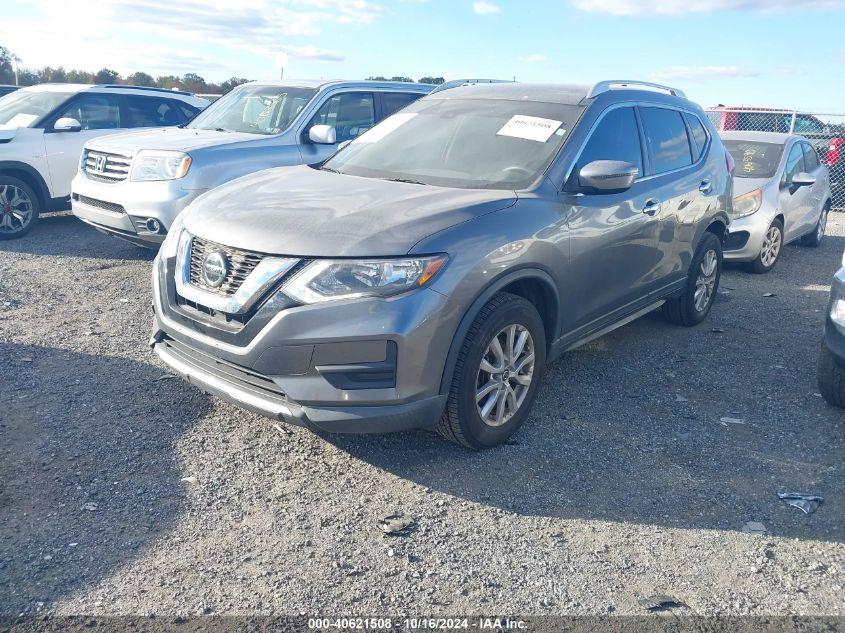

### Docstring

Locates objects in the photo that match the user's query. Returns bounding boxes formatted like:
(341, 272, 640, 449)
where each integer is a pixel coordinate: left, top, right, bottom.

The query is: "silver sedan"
(721, 131, 832, 273)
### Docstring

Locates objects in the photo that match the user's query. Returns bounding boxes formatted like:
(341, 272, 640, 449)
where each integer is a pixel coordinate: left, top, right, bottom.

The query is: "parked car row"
(1, 78, 839, 447)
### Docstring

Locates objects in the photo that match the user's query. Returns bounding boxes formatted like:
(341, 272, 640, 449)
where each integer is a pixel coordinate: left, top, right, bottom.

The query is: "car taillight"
(726, 150, 735, 174)
(826, 138, 844, 166)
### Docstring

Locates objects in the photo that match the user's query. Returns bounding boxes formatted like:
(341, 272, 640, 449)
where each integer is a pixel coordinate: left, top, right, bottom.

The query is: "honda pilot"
(151, 80, 732, 449)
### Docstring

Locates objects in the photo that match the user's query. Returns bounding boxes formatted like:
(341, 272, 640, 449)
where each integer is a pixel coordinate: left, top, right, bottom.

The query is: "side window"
(794, 115, 824, 134)
(125, 96, 186, 127)
(683, 112, 709, 160)
(640, 107, 693, 174)
(381, 92, 421, 118)
(56, 94, 121, 130)
(802, 142, 820, 171)
(575, 107, 643, 178)
(309, 92, 375, 143)
(176, 102, 200, 122)
(784, 143, 805, 183)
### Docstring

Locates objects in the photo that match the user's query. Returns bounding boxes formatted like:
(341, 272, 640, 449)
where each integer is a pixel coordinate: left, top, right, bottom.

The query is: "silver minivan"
(151, 80, 733, 449)
(71, 80, 432, 247)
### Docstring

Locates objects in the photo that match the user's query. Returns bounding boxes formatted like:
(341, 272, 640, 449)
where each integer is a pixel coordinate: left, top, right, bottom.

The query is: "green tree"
(156, 75, 183, 90)
(94, 68, 120, 84)
(220, 76, 249, 94)
(0, 45, 18, 84)
(390, 76, 414, 83)
(366, 75, 388, 81)
(126, 71, 155, 86)
(418, 76, 445, 85)
(66, 69, 94, 83)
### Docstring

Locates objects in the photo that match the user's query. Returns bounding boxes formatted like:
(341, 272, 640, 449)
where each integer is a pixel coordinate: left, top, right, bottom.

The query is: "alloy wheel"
(0, 185, 34, 236)
(475, 323, 535, 427)
(693, 249, 718, 313)
(818, 208, 828, 241)
(760, 225, 782, 268)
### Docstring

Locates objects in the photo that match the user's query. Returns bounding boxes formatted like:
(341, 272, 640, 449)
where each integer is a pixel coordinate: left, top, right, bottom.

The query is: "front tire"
(663, 231, 722, 326)
(0, 176, 39, 240)
(818, 343, 845, 407)
(438, 292, 546, 449)
(747, 218, 783, 274)
(801, 202, 829, 248)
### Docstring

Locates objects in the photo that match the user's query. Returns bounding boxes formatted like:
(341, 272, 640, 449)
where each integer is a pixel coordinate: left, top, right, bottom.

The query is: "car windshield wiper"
(320, 166, 341, 173)
(384, 177, 426, 185)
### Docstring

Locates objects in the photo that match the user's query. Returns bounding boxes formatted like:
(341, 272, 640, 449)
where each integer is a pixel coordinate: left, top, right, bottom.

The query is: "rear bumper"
(153, 333, 445, 434)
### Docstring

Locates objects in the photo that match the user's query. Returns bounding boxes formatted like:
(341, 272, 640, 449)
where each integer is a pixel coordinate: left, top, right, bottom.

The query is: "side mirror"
(578, 160, 638, 193)
(308, 124, 336, 145)
(53, 117, 82, 132)
(790, 172, 816, 188)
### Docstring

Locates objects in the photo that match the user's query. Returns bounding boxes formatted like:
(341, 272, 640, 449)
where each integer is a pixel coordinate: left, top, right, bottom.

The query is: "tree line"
(0, 44, 446, 95)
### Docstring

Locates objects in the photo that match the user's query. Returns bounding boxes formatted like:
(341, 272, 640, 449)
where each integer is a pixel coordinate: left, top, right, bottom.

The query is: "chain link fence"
(705, 108, 845, 210)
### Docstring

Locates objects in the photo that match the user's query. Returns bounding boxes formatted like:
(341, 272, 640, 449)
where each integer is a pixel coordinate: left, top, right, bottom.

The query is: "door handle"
(642, 199, 661, 216)
(699, 180, 713, 194)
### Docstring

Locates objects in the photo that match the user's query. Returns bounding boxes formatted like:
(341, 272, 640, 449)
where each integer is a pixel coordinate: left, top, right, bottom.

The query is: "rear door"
(566, 105, 663, 331)
(43, 92, 123, 197)
(638, 105, 709, 287)
(299, 91, 376, 165)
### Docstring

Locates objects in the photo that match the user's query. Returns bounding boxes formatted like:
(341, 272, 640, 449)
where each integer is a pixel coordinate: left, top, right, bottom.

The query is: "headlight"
(159, 213, 186, 259)
(282, 255, 448, 304)
(831, 298, 845, 328)
(731, 189, 762, 219)
(130, 150, 192, 182)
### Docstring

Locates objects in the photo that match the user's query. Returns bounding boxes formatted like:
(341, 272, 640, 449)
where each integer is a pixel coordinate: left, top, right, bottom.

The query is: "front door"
(299, 92, 376, 165)
(779, 142, 813, 241)
(43, 93, 124, 198)
(566, 106, 663, 332)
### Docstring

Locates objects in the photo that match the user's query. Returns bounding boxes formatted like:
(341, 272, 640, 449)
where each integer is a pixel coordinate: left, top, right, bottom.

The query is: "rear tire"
(663, 232, 721, 327)
(747, 218, 783, 274)
(438, 292, 546, 449)
(0, 176, 39, 240)
(801, 202, 829, 248)
(818, 343, 845, 408)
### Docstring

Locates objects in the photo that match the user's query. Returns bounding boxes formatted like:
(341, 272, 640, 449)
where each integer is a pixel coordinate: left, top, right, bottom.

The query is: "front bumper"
(71, 173, 205, 247)
(150, 255, 454, 433)
(722, 211, 771, 262)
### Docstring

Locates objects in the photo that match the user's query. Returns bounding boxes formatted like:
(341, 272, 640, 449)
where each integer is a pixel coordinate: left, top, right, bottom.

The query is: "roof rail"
(98, 84, 194, 97)
(430, 78, 515, 94)
(587, 80, 686, 100)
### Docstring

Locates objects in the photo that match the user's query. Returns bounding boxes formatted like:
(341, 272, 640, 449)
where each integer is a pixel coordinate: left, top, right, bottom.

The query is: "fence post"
(789, 111, 797, 133)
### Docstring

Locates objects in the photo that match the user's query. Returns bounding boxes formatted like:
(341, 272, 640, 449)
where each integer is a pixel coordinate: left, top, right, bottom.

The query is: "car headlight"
(282, 255, 449, 304)
(731, 189, 762, 219)
(130, 150, 192, 182)
(831, 298, 845, 328)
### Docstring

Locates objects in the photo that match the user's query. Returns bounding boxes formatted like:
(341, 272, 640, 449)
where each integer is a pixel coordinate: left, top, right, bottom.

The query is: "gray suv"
(151, 80, 732, 449)
(71, 80, 431, 247)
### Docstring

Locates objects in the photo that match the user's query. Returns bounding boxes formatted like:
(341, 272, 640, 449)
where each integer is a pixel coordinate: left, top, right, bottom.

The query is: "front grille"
(83, 149, 132, 182)
(189, 236, 264, 297)
(160, 334, 287, 400)
(73, 193, 125, 214)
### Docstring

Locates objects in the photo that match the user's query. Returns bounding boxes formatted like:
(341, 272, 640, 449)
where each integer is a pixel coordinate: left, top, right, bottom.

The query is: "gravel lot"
(1, 213, 844, 617)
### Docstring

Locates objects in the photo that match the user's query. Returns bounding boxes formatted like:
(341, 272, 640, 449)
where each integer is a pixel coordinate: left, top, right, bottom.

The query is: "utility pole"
(276, 53, 289, 80)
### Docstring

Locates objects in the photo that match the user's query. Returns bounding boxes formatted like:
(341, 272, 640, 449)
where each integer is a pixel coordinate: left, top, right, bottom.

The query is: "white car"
(0, 84, 208, 239)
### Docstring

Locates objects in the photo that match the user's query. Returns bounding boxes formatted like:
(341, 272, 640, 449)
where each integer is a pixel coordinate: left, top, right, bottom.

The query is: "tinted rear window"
(640, 107, 693, 174)
(684, 112, 708, 160)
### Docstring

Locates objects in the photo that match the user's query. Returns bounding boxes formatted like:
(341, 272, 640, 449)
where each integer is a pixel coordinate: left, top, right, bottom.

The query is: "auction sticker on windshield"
(497, 115, 563, 142)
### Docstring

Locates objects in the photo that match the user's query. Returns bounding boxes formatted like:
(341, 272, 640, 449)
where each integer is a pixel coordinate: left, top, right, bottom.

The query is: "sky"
(2, 0, 844, 111)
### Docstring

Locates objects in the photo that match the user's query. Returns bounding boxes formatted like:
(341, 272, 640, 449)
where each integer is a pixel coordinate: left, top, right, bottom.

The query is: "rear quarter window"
(683, 112, 709, 160)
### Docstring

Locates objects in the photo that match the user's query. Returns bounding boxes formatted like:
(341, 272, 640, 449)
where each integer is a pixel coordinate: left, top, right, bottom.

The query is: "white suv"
(0, 84, 208, 239)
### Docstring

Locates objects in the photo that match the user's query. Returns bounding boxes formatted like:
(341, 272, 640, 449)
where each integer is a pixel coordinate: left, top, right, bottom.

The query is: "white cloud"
(472, 1, 501, 14)
(649, 65, 760, 81)
(572, 0, 845, 14)
(0, 0, 374, 78)
(518, 54, 548, 63)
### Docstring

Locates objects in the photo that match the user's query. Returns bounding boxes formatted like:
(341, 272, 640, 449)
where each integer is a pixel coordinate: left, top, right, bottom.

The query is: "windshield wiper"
(214, 127, 234, 133)
(385, 177, 426, 185)
(320, 166, 341, 173)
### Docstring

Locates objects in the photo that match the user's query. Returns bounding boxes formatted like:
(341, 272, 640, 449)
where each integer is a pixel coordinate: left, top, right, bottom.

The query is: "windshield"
(187, 85, 317, 135)
(323, 98, 581, 190)
(0, 90, 74, 128)
(724, 140, 784, 179)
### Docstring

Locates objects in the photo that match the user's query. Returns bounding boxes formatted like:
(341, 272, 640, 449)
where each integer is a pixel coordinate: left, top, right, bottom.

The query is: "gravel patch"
(1, 213, 843, 616)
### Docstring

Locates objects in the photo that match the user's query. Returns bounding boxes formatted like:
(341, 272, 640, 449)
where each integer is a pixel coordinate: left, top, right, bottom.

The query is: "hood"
(183, 165, 517, 257)
(732, 176, 770, 197)
(85, 127, 263, 153)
